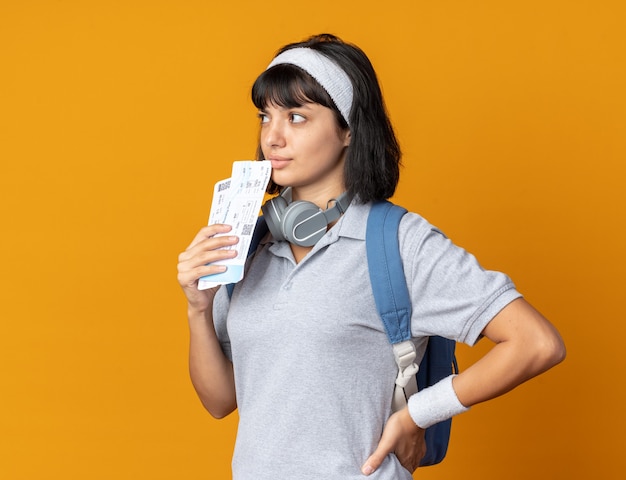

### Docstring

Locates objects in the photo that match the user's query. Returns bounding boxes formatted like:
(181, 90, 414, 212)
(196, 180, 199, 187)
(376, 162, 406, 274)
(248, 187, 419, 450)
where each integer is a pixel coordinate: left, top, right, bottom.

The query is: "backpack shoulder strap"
(366, 200, 419, 410)
(366, 200, 411, 343)
(226, 216, 269, 298)
(366, 200, 457, 466)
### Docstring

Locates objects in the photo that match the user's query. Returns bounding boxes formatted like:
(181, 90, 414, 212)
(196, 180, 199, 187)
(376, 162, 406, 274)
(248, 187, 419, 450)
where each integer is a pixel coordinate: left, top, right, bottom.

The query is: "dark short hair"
(251, 34, 401, 202)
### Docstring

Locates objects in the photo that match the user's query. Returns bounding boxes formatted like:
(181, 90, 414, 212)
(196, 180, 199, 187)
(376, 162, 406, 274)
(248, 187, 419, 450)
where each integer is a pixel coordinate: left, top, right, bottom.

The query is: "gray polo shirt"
(213, 201, 521, 480)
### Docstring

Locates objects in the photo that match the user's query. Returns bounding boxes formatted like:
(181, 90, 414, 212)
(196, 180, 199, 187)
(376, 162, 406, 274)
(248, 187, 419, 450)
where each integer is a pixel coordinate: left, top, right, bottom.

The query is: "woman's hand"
(178, 224, 239, 418)
(361, 408, 425, 476)
(177, 224, 239, 312)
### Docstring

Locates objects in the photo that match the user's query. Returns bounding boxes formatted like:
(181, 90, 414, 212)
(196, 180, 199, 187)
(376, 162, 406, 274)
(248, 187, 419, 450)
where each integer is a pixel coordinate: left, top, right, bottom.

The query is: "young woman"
(177, 34, 566, 480)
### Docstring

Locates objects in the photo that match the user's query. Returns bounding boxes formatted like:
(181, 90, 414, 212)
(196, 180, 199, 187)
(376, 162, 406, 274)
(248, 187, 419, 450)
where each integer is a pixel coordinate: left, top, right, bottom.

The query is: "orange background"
(1, 1, 624, 479)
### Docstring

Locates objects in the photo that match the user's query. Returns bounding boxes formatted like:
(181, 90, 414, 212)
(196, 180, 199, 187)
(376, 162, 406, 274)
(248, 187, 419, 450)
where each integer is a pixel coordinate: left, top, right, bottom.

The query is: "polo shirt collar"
(262, 200, 372, 256)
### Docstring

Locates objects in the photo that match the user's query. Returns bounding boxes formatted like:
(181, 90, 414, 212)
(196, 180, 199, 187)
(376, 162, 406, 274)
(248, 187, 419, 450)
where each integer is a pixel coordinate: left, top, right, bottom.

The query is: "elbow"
(208, 409, 232, 420)
(553, 336, 567, 366)
(200, 397, 237, 420)
(534, 330, 566, 372)
(553, 341, 567, 368)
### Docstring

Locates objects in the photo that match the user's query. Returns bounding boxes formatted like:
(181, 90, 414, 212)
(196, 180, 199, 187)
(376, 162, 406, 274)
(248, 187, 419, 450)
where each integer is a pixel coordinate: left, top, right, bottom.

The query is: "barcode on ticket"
(241, 223, 254, 236)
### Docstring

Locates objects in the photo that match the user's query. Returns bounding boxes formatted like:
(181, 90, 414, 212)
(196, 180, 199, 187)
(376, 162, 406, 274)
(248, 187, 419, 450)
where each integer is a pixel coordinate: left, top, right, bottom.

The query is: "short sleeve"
(399, 214, 522, 345)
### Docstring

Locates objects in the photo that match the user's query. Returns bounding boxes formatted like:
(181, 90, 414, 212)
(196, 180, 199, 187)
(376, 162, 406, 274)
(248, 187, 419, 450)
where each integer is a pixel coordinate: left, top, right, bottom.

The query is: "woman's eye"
(290, 113, 305, 124)
(258, 112, 269, 124)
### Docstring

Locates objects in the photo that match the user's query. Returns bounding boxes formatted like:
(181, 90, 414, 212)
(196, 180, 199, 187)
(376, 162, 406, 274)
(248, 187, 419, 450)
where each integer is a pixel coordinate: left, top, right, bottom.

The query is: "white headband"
(266, 47, 353, 127)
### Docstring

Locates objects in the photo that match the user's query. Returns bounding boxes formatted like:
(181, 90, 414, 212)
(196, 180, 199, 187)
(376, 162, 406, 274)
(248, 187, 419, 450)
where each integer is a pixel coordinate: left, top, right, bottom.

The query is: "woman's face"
(258, 102, 350, 196)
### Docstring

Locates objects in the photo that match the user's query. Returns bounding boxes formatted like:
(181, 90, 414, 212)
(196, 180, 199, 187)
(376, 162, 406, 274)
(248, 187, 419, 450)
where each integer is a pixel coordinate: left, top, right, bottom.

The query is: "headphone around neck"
(261, 187, 352, 247)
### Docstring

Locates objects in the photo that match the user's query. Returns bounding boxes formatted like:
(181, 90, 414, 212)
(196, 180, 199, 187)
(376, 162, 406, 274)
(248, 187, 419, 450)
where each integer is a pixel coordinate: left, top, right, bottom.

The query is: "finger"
(177, 246, 240, 287)
(179, 242, 238, 271)
(361, 435, 395, 476)
(187, 224, 233, 250)
(177, 262, 230, 290)
(179, 233, 239, 264)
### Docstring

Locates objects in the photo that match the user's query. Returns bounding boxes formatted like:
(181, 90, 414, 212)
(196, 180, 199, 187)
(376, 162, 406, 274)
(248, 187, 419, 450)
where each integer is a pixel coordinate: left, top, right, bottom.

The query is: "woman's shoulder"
(394, 207, 460, 273)
(398, 208, 446, 241)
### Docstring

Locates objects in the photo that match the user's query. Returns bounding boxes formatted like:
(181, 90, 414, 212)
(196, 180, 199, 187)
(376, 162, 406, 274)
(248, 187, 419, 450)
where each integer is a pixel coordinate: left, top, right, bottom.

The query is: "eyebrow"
(261, 102, 316, 112)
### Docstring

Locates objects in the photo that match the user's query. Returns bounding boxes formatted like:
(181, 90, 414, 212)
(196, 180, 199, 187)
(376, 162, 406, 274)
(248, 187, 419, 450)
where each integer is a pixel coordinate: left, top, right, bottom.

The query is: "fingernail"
(362, 465, 374, 475)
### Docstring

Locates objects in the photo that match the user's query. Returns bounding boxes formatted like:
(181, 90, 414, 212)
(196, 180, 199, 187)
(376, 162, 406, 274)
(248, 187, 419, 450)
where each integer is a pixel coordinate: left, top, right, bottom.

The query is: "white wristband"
(407, 375, 469, 429)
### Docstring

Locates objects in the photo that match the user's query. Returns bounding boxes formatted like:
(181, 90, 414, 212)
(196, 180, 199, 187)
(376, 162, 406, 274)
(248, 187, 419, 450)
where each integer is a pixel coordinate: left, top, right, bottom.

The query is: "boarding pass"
(197, 160, 272, 290)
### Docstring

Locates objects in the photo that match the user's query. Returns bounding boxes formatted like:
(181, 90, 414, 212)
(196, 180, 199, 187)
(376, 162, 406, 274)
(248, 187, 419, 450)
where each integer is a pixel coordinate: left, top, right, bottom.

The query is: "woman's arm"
(187, 305, 237, 418)
(452, 297, 566, 407)
(362, 297, 565, 475)
(177, 224, 240, 418)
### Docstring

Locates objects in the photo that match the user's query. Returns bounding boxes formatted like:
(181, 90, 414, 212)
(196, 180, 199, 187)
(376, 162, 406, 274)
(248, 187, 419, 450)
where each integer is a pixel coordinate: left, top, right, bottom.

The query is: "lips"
(268, 156, 291, 169)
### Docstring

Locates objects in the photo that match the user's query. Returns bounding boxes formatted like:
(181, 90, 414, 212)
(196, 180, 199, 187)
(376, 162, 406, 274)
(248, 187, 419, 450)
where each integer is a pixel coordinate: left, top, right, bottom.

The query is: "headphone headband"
(261, 188, 352, 247)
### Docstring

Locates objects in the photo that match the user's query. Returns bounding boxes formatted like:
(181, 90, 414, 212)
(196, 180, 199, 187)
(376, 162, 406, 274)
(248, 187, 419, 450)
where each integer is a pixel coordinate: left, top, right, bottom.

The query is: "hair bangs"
(252, 64, 337, 113)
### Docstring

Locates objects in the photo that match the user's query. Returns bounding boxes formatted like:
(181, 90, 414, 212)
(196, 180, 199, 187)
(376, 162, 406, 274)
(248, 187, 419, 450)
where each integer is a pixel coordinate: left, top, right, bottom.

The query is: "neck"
(289, 184, 346, 210)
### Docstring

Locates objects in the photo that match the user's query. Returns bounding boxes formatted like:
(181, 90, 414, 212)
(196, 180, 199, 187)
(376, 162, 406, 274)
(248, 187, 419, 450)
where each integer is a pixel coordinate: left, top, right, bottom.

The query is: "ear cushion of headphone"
(261, 195, 289, 242)
(282, 201, 328, 247)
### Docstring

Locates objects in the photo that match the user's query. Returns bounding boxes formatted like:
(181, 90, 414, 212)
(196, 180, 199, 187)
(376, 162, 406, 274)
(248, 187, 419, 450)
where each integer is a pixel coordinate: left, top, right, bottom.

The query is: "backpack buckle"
(392, 340, 420, 388)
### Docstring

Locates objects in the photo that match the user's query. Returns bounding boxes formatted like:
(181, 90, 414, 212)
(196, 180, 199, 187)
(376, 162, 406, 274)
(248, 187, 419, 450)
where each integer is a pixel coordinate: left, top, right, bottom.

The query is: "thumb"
(361, 436, 394, 476)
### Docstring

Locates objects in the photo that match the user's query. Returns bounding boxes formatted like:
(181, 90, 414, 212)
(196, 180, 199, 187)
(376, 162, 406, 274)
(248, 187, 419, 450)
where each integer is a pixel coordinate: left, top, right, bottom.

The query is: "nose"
(263, 118, 286, 149)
